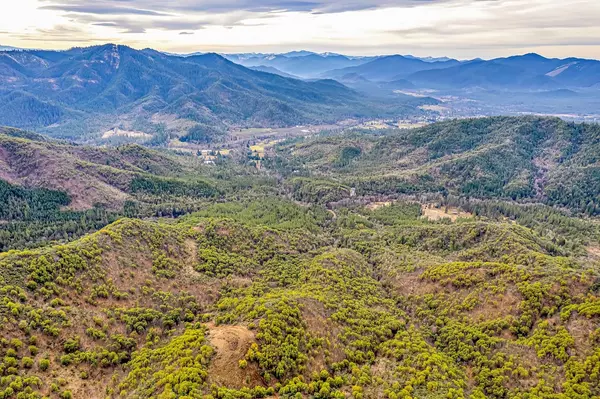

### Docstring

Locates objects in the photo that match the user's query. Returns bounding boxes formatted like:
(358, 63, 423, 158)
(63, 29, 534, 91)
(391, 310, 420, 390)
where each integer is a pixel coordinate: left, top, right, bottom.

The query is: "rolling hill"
(0, 125, 272, 250)
(273, 116, 600, 215)
(406, 54, 600, 89)
(0, 195, 599, 399)
(0, 126, 217, 210)
(1, 116, 600, 398)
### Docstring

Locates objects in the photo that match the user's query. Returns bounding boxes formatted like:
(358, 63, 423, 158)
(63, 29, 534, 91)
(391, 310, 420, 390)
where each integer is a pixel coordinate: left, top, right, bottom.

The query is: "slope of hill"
(407, 60, 559, 89)
(272, 116, 600, 215)
(1, 116, 600, 398)
(0, 126, 241, 249)
(0, 127, 221, 210)
(249, 65, 302, 79)
(0, 45, 424, 141)
(0, 197, 599, 399)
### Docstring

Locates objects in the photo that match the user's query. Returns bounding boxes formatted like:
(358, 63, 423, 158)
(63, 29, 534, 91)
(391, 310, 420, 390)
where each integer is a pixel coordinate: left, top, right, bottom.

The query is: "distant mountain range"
(223, 52, 378, 78)
(0, 44, 431, 141)
(248, 65, 301, 79)
(323, 55, 462, 81)
(1, 43, 598, 141)
(221, 50, 600, 92)
(408, 53, 600, 89)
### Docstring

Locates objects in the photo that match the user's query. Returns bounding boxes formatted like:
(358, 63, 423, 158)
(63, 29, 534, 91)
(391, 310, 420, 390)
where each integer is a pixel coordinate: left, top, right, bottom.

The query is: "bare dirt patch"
(299, 297, 345, 368)
(366, 201, 392, 210)
(421, 204, 472, 222)
(586, 245, 600, 258)
(468, 288, 522, 322)
(183, 238, 200, 276)
(0, 146, 17, 184)
(102, 127, 152, 140)
(567, 316, 596, 355)
(207, 323, 264, 389)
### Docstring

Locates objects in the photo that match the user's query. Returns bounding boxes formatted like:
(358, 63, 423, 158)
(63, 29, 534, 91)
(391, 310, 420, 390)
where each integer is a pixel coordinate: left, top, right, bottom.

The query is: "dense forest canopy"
(273, 116, 600, 215)
(0, 117, 599, 399)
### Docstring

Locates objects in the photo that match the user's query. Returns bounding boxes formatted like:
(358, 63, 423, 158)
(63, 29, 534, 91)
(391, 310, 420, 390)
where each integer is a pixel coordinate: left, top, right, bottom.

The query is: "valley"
(1, 0, 600, 394)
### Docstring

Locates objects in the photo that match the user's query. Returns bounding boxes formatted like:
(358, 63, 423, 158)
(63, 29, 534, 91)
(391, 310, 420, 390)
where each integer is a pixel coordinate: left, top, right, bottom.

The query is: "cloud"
(39, 5, 171, 16)
(39, 0, 451, 15)
(36, 0, 465, 34)
(10, 0, 598, 59)
(92, 22, 119, 27)
(11, 24, 113, 43)
(62, 12, 206, 34)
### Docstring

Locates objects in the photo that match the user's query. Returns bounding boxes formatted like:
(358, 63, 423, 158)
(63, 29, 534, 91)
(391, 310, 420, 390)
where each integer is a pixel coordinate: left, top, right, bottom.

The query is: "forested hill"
(2, 116, 600, 250)
(0, 44, 431, 140)
(274, 116, 600, 215)
(0, 199, 599, 399)
(0, 127, 220, 210)
(1, 116, 600, 398)
(0, 126, 230, 250)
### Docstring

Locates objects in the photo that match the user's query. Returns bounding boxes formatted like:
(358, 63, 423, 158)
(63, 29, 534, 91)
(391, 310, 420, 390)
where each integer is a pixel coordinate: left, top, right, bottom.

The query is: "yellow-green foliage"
(118, 325, 213, 398)
(0, 198, 599, 399)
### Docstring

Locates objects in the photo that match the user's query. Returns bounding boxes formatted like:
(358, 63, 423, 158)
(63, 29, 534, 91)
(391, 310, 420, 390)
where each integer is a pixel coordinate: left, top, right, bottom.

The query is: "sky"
(1, 0, 599, 59)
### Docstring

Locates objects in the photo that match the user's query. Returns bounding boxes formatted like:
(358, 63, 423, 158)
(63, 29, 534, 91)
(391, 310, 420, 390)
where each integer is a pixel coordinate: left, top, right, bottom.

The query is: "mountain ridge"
(0, 44, 429, 141)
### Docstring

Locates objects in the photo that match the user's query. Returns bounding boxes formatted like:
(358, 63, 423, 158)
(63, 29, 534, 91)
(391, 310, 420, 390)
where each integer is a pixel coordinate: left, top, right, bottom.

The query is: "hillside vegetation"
(0, 199, 599, 399)
(0, 117, 599, 398)
(273, 116, 600, 215)
(0, 45, 429, 141)
(0, 126, 277, 250)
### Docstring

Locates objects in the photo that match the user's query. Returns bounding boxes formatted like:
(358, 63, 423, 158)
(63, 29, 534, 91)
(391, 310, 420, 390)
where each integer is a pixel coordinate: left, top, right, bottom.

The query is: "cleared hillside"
(0, 126, 218, 210)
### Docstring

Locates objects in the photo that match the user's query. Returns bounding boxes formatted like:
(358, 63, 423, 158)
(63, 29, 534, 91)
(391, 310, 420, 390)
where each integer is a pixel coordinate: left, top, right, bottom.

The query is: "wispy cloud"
(39, 5, 171, 16)
(0, 0, 597, 59)
(38, 0, 463, 15)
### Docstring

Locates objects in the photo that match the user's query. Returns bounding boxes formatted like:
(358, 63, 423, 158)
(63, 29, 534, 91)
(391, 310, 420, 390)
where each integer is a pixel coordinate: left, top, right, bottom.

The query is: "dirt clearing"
(421, 204, 472, 222)
(207, 323, 264, 389)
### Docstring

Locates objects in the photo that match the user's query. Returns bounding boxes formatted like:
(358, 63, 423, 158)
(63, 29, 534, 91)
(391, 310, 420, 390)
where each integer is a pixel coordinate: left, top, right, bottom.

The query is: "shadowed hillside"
(0, 45, 431, 141)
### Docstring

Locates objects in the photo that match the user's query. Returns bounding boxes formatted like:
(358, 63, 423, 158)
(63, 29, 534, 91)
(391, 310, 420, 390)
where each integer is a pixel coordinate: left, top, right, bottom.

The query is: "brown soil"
(0, 146, 17, 183)
(366, 201, 392, 210)
(567, 316, 596, 355)
(421, 204, 472, 222)
(207, 323, 264, 389)
(586, 245, 600, 258)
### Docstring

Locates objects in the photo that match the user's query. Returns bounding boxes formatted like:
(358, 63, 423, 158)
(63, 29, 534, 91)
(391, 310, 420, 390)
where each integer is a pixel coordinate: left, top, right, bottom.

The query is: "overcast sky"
(1, 0, 599, 59)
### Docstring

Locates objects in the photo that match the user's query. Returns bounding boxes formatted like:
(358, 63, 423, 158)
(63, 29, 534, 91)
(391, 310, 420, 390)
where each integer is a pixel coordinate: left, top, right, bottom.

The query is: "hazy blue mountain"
(249, 65, 302, 79)
(224, 53, 376, 78)
(324, 55, 461, 81)
(549, 59, 600, 87)
(0, 44, 432, 140)
(407, 60, 550, 89)
(406, 54, 600, 89)
(492, 53, 566, 74)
